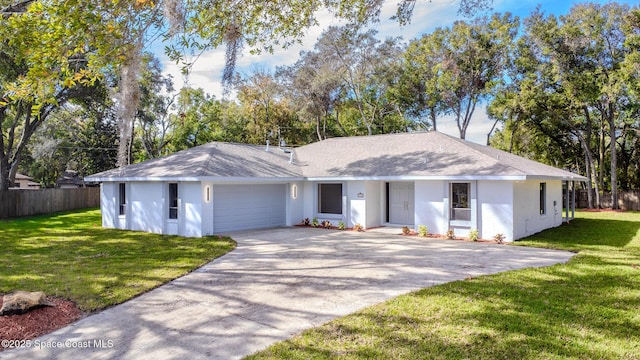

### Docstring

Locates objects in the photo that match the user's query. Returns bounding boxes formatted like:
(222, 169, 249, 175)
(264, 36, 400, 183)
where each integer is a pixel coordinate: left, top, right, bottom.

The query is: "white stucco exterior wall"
(100, 182, 116, 229)
(301, 182, 314, 221)
(414, 180, 446, 235)
(347, 181, 366, 227)
(477, 181, 514, 241)
(287, 182, 304, 226)
(129, 182, 164, 234)
(513, 180, 563, 240)
(365, 181, 382, 228)
(201, 182, 214, 236)
(180, 182, 203, 237)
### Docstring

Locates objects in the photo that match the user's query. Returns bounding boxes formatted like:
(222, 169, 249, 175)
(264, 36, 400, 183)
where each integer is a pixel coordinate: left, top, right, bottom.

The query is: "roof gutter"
(84, 176, 306, 183)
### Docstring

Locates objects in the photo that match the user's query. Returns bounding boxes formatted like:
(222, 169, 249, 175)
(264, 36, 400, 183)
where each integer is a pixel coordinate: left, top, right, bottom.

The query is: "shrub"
(303, 218, 310, 226)
(321, 220, 332, 229)
(446, 229, 455, 239)
(493, 233, 506, 244)
(401, 226, 411, 235)
(469, 229, 479, 242)
(311, 217, 319, 227)
(353, 223, 364, 232)
(337, 221, 346, 230)
(418, 225, 428, 237)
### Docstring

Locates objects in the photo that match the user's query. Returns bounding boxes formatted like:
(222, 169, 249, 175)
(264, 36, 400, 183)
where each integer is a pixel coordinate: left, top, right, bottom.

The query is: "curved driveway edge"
(1, 227, 574, 360)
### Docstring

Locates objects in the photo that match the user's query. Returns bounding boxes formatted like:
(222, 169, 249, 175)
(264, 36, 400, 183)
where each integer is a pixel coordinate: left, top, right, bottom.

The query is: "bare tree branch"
(1, 0, 36, 17)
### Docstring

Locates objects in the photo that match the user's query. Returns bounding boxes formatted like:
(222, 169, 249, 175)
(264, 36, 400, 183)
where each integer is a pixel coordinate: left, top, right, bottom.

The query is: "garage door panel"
(213, 184, 286, 233)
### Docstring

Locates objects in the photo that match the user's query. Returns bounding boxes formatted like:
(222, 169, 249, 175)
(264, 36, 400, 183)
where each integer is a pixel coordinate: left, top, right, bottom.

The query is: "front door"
(389, 182, 415, 225)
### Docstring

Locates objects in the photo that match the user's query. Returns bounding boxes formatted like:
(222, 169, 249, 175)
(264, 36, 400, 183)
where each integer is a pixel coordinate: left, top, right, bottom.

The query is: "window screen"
(540, 183, 546, 215)
(118, 183, 126, 215)
(169, 183, 178, 219)
(318, 183, 342, 215)
(451, 183, 470, 221)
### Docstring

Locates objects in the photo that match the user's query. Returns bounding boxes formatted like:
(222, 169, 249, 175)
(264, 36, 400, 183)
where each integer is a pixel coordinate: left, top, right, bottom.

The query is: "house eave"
(523, 175, 588, 182)
(86, 174, 586, 183)
(84, 176, 305, 183)
(306, 175, 530, 181)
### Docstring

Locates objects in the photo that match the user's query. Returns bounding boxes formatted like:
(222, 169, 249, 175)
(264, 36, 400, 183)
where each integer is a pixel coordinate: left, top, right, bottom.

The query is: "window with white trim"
(450, 182, 470, 221)
(540, 182, 546, 215)
(169, 183, 178, 219)
(118, 183, 126, 215)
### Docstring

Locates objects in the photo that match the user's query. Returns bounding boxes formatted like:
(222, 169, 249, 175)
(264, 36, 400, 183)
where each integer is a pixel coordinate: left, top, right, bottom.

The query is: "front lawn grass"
(247, 210, 640, 359)
(0, 209, 235, 312)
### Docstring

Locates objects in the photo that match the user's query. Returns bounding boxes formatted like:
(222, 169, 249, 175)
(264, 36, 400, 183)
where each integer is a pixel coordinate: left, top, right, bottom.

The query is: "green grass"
(0, 209, 235, 312)
(247, 211, 640, 360)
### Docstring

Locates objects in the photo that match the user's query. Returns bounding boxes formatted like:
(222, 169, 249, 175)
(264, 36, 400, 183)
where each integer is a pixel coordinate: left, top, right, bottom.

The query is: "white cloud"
(159, 3, 465, 98)
(436, 104, 500, 145)
(157, 1, 510, 144)
(376, 0, 462, 42)
(160, 9, 349, 98)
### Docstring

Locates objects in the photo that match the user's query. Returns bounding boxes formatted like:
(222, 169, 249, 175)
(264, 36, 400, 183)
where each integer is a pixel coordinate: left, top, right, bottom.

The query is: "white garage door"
(213, 184, 287, 233)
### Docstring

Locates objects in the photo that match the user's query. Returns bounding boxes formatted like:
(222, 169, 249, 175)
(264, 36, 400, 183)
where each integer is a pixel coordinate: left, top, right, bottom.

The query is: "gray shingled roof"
(86, 132, 585, 181)
(294, 132, 584, 180)
(87, 142, 302, 180)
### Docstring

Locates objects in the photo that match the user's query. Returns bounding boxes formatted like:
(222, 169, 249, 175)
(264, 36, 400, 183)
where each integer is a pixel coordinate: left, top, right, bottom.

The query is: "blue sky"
(157, 0, 637, 144)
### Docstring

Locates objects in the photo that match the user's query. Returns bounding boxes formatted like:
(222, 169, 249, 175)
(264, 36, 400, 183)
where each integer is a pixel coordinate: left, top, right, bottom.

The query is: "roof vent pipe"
(266, 139, 270, 152)
(289, 149, 294, 164)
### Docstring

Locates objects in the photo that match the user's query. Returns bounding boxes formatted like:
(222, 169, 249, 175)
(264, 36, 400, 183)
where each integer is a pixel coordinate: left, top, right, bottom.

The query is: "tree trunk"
(0, 102, 45, 190)
(577, 131, 598, 208)
(486, 118, 500, 146)
(316, 115, 323, 141)
(332, 108, 348, 136)
(582, 106, 593, 208)
(584, 151, 593, 208)
(608, 102, 618, 209)
(0, 158, 10, 190)
(0, 107, 10, 190)
(508, 113, 521, 153)
(128, 118, 135, 165)
(598, 121, 605, 200)
(430, 106, 437, 132)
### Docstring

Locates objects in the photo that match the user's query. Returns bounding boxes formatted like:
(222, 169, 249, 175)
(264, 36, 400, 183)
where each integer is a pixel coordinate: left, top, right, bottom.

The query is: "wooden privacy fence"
(574, 189, 640, 211)
(0, 187, 100, 219)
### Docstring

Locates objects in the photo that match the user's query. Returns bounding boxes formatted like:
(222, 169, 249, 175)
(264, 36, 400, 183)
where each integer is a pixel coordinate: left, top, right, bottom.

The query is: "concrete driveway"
(1, 227, 574, 360)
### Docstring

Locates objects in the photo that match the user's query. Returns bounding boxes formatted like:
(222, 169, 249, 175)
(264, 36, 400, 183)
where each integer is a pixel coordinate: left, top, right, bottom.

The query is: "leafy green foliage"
(488, 2, 639, 205)
(404, 13, 519, 139)
(19, 95, 118, 186)
(280, 27, 409, 139)
(0, 209, 235, 311)
(0, 0, 437, 189)
(418, 225, 428, 237)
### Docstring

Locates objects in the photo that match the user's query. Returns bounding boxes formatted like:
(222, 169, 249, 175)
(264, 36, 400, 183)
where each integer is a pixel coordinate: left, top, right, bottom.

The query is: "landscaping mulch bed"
(400, 232, 500, 243)
(0, 295, 83, 350)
